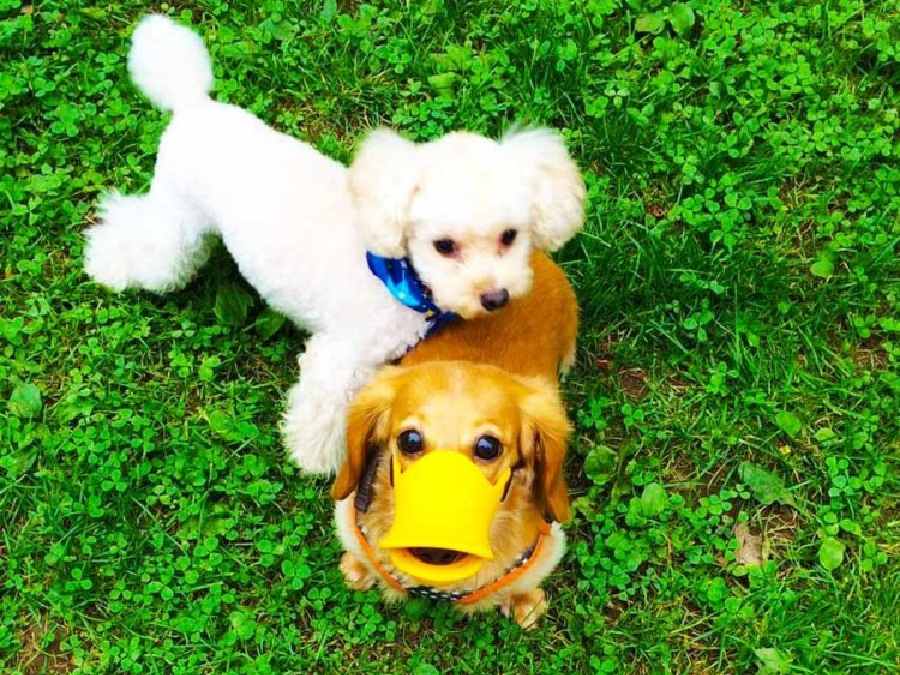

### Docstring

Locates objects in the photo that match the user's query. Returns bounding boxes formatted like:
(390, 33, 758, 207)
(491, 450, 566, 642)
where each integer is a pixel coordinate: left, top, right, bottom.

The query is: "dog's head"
(349, 128, 585, 319)
(333, 362, 570, 585)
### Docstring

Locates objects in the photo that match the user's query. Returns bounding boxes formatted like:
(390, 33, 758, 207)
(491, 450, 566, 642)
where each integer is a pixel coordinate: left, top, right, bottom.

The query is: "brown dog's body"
(333, 252, 577, 627)
(400, 251, 578, 378)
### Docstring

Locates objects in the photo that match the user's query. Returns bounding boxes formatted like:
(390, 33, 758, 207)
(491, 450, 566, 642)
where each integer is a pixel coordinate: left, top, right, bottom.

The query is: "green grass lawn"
(2, 1, 899, 672)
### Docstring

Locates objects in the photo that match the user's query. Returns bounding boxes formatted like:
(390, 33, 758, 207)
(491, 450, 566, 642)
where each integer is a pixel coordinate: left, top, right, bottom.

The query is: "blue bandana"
(366, 252, 459, 338)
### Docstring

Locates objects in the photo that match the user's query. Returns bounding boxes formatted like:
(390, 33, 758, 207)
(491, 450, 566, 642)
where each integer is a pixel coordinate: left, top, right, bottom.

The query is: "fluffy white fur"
(350, 127, 585, 318)
(84, 15, 585, 473)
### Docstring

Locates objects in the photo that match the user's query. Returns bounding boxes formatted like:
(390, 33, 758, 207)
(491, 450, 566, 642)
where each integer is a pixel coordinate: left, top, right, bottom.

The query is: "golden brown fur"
(332, 251, 577, 627)
(400, 250, 578, 377)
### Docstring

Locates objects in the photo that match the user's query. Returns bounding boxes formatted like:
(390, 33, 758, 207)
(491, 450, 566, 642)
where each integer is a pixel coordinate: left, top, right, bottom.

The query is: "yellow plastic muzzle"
(379, 451, 511, 585)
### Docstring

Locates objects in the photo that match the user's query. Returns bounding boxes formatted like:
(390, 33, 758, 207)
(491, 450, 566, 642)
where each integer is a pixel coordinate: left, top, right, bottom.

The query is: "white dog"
(83, 15, 585, 474)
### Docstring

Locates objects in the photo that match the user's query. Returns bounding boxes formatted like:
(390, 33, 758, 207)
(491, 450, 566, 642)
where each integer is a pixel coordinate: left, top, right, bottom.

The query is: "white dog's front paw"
(283, 382, 345, 475)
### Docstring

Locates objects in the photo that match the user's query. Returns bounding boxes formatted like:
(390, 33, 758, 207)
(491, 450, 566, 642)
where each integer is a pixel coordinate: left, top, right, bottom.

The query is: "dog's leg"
(84, 180, 212, 293)
(340, 552, 376, 591)
(508, 588, 547, 629)
(559, 337, 577, 377)
(283, 334, 375, 475)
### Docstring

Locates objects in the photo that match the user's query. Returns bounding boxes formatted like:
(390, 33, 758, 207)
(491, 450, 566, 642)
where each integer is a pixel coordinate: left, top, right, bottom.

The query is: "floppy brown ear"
(331, 367, 402, 500)
(517, 376, 572, 523)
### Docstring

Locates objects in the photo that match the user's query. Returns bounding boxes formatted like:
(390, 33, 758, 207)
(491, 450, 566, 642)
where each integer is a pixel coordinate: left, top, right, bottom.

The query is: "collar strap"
(350, 507, 551, 606)
(366, 252, 459, 338)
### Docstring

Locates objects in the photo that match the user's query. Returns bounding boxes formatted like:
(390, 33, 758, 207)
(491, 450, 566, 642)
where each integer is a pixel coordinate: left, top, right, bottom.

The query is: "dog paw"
(283, 381, 346, 475)
(510, 588, 547, 630)
(340, 552, 375, 591)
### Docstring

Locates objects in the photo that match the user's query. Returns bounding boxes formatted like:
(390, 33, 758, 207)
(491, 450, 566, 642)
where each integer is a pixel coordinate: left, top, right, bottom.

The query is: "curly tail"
(128, 14, 212, 112)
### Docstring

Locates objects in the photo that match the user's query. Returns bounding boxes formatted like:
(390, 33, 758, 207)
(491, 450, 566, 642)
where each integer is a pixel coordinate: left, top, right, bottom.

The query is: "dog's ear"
(348, 128, 420, 258)
(517, 376, 572, 523)
(331, 367, 402, 500)
(501, 128, 585, 252)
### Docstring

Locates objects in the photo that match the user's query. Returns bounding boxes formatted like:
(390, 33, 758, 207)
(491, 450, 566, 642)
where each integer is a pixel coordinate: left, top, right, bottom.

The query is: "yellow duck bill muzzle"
(379, 451, 511, 585)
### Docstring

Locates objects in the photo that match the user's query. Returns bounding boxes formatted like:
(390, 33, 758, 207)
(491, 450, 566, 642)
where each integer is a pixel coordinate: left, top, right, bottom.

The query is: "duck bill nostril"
(480, 289, 510, 311)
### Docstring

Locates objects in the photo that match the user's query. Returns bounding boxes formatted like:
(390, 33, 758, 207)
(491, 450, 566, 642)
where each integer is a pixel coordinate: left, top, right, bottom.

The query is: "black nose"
(480, 289, 509, 311)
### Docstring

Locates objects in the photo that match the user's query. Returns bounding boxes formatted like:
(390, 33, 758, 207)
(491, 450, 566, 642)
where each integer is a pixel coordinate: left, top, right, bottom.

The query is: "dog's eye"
(397, 429, 424, 455)
(500, 228, 517, 247)
(474, 435, 502, 461)
(433, 238, 457, 256)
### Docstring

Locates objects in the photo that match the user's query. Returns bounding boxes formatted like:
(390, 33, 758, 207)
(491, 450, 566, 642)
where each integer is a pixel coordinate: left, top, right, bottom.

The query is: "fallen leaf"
(619, 368, 648, 399)
(645, 202, 667, 218)
(734, 523, 764, 566)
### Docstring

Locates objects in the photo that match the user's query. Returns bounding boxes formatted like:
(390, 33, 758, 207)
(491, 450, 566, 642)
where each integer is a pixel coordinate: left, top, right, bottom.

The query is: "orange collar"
(350, 507, 551, 605)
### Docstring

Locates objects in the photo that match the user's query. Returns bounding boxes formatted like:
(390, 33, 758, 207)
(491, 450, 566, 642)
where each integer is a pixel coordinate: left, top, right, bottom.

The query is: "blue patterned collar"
(366, 252, 459, 337)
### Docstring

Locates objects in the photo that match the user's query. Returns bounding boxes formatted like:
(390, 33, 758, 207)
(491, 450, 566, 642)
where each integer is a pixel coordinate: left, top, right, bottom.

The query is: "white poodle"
(83, 15, 585, 474)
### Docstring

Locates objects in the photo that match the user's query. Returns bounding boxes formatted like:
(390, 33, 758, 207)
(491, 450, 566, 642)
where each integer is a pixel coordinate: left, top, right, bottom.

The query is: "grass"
(1, 0, 898, 672)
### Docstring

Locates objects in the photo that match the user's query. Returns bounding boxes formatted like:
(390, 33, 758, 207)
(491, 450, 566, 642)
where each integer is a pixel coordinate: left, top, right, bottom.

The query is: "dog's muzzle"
(379, 451, 511, 586)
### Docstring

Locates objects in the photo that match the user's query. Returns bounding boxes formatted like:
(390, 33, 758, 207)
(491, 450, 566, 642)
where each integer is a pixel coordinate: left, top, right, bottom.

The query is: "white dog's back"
(85, 14, 418, 338)
(157, 101, 362, 330)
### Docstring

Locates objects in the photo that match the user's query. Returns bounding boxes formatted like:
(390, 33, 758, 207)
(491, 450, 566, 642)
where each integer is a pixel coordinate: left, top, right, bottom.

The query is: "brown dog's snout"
(480, 289, 509, 311)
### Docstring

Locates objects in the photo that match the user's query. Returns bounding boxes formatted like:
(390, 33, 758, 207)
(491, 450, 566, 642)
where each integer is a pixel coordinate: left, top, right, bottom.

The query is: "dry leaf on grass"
(734, 523, 765, 566)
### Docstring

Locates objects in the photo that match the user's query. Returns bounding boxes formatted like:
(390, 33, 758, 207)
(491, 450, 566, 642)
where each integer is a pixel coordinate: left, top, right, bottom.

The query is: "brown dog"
(332, 252, 577, 627)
